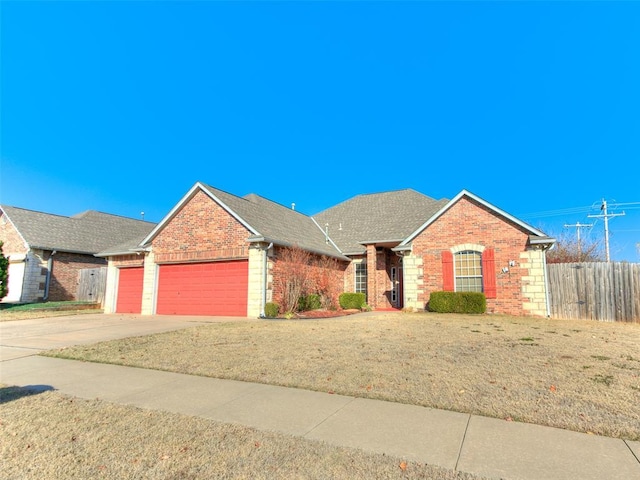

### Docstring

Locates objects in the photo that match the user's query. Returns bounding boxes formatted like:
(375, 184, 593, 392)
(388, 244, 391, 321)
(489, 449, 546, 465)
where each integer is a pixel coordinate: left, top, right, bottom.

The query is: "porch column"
(140, 251, 156, 315)
(366, 245, 377, 308)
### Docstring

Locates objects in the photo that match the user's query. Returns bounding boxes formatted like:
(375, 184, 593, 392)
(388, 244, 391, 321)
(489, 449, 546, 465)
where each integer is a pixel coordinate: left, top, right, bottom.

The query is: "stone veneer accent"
(247, 243, 266, 318)
(141, 251, 156, 315)
(21, 249, 48, 303)
(401, 252, 423, 311)
(519, 248, 549, 317)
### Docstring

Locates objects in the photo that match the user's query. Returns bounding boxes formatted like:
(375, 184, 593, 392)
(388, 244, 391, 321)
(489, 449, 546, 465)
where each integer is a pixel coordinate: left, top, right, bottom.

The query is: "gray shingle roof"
(201, 184, 345, 258)
(313, 189, 449, 254)
(1, 205, 156, 255)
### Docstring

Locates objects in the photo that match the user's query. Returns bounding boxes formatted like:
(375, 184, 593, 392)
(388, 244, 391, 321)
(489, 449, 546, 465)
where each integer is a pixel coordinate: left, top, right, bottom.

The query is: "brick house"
(100, 182, 555, 318)
(0, 206, 155, 303)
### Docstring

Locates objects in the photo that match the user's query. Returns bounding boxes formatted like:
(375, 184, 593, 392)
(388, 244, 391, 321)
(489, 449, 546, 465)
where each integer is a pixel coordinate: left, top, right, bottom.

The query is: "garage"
(115, 267, 144, 314)
(156, 261, 248, 316)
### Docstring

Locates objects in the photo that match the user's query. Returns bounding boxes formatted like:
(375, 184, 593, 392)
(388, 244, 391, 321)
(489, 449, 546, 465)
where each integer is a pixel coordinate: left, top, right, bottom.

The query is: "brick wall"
(0, 212, 27, 256)
(411, 196, 538, 316)
(360, 247, 403, 309)
(48, 252, 106, 301)
(152, 190, 250, 262)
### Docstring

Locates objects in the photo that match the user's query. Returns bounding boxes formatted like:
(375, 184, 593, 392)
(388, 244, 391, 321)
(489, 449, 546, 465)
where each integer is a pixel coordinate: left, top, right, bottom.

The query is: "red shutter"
(442, 250, 454, 291)
(482, 248, 497, 299)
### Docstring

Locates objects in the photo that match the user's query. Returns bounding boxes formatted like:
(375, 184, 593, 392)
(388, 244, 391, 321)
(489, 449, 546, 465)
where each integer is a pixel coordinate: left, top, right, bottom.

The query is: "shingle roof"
(200, 184, 345, 258)
(1, 205, 156, 255)
(313, 189, 449, 254)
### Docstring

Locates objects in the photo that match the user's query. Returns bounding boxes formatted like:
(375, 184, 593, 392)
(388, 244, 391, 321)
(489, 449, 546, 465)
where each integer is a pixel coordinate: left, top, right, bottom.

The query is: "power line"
(518, 201, 640, 220)
(588, 199, 626, 262)
(518, 206, 593, 219)
(564, 222, 593, 261)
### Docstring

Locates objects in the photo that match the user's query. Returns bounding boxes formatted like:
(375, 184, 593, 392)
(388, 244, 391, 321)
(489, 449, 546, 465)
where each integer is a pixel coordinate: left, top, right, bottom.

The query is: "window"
(442, 248, 496, 298)
(355, 263, 367, 295)
(454, 250, 483, 292)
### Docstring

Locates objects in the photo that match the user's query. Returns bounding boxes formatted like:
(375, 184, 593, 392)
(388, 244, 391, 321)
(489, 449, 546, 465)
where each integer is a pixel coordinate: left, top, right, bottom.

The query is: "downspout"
(43, 250, 57, 301)
(542, 246, 551, 317)
(260, 243, 273, 318)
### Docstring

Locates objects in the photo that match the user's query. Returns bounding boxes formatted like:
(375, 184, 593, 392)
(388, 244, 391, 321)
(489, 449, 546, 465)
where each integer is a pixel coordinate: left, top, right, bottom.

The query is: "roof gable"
(140, 183, 346, 259)
(398, 190, 554, 247)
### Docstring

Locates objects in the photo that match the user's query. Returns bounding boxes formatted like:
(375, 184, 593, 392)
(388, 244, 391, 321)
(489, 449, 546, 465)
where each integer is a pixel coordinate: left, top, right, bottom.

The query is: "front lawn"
(44, 312, 640, 440)
(0, 301, 102, 321)
(0, 385, 483, 480)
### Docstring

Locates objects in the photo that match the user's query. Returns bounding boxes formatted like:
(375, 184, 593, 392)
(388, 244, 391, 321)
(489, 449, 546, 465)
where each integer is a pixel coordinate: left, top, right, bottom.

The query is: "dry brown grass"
(44, 312, 640, 440)
(0, 385, 485, 480)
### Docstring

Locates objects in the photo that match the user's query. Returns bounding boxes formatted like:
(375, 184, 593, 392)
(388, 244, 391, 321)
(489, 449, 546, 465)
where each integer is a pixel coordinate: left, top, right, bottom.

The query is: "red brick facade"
(152, 190, 250, 263)
(411, 197, 532, 316)
(47, 252, 106, 301)
(110, 255, 145, 268)
(364, 246, 403, 309)
(0, 213, 27, 256)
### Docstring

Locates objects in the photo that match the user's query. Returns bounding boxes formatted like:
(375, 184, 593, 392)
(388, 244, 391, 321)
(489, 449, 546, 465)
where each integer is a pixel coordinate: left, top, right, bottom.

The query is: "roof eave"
(528, 236, 557, 250)
(95, 246, 150, 258)
(30, 246, 98, 256)
(248, 235, 350, 261)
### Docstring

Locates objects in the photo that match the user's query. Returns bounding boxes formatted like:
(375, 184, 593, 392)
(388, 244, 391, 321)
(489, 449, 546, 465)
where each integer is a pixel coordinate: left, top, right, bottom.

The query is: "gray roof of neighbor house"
(313, 189, 450, 255)
(200, 184, 346, 259)
(1, 205, 156, 256)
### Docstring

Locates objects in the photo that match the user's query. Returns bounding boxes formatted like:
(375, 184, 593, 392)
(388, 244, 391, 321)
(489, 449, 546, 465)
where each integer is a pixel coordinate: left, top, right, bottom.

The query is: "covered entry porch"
(362, 243, 404, 310)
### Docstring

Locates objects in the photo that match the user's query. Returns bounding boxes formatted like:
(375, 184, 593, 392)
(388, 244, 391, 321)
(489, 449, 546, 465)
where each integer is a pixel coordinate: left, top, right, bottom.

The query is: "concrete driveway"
(0, 313, 252, 361)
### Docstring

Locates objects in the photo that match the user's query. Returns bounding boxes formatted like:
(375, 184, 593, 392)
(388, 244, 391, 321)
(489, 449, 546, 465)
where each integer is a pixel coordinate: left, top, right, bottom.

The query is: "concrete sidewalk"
(2, 355, 639, 480)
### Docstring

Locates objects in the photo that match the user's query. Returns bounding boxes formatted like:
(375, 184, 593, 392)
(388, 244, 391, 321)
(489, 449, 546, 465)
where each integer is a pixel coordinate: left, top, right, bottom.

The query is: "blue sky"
(1, 1, 639, 261)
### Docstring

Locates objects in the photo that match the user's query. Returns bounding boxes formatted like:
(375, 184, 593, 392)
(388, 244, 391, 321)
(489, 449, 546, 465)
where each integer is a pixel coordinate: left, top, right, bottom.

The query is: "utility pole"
(588, 199, 625, 262)
(563, 222, 593, 260)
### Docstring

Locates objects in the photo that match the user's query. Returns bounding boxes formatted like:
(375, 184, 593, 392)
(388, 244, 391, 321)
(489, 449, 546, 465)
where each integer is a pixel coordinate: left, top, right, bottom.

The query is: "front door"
(390, 265, 403, 308)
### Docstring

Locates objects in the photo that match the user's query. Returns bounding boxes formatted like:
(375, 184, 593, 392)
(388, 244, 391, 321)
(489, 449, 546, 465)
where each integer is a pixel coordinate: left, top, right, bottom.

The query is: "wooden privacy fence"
(547, 262, 640, 322)
(76, 267, 108, 305)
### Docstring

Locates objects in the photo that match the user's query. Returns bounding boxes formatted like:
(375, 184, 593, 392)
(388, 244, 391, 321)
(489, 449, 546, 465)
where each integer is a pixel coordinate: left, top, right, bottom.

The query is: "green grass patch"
(592, 374, 614, 386)
(0, 301, 98, 312)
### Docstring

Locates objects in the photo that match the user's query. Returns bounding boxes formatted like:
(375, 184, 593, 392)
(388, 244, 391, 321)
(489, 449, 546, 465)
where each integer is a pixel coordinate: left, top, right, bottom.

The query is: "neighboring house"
(0, 206, 156, 303)
(99, 182, 555, 318)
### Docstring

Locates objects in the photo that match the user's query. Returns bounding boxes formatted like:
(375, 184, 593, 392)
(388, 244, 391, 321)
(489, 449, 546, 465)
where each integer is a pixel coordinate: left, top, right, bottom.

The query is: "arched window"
(442, 247, 496, 298)
(454, 250, 483, 292)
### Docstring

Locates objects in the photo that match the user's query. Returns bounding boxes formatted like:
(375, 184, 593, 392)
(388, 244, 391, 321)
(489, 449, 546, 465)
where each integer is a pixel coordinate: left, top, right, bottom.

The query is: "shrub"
(339, 292, 366, 310)
(428, 291, 486, 314)
(0, 242, 7, 301)
(264, 302, 280, 318)
(299, 294, 322, 311)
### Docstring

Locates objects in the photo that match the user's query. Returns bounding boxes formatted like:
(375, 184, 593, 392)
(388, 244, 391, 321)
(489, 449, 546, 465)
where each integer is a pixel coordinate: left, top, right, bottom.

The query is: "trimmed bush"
(299, 294, 322, 311)
(339, 292, 366, 310)
(264, 302, 280, 318)
(428, 291, 486, 314)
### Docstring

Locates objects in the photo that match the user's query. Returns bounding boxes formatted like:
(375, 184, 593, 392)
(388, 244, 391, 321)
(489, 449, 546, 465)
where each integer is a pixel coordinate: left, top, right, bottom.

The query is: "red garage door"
(156, 261, 248, 316)
(116, 267, 144, 314)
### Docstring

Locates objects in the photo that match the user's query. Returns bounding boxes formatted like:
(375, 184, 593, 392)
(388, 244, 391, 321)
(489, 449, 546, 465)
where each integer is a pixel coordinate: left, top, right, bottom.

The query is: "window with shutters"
(454, 250, 483, 292)
(442, 247, 496, 298)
